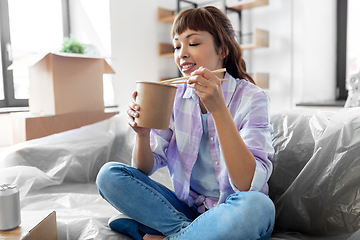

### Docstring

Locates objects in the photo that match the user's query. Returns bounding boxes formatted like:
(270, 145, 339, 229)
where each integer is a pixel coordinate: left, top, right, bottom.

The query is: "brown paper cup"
(135, 81, 178, 130)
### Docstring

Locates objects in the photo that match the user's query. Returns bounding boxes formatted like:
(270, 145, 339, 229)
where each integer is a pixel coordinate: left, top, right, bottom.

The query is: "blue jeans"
(96, 162, 275, 240)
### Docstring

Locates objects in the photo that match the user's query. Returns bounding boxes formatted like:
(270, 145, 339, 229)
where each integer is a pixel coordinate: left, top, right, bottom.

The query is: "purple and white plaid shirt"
(149, 72, 274, 209)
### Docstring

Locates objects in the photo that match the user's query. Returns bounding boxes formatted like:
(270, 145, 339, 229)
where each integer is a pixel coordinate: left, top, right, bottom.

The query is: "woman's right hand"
(127, 91, 151, 136)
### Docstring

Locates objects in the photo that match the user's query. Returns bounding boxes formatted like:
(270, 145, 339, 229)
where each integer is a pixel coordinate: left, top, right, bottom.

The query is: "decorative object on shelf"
(344, 72, 360, 108)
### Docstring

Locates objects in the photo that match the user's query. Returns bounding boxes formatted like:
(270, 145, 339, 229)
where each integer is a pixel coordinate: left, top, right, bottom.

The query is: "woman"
(97, 6, 275, 240)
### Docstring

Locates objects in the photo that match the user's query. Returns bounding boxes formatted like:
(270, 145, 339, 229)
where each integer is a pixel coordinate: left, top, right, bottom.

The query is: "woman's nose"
(179, 46, 189, 59)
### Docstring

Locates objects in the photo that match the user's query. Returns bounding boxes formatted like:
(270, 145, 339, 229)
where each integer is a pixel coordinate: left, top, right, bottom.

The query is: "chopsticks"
(161, 68, 227, 85)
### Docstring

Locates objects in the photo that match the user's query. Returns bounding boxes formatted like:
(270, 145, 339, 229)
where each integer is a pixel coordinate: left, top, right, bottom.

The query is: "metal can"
(0, 184, 21, 230)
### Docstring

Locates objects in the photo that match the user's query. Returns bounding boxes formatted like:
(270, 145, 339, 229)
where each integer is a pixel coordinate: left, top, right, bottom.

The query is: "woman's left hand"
(187, 67, 227, 115)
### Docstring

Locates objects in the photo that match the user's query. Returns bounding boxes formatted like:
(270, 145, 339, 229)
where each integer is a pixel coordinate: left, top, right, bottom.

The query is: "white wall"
(69, 0, 115, 106)
(292, 0, 337, 106)
(0, 114, 12, 147)
(242, 0, 294, 113)
(0, 34, 12, 147)
(69, 0, 111, 57)
(108, 0, 180, 112)
(109, 0, 160, 112)
(0, 39, 4, 100)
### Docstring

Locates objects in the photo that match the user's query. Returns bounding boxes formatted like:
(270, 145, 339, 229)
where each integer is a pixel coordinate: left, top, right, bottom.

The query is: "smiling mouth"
(181, 63, 196, 72)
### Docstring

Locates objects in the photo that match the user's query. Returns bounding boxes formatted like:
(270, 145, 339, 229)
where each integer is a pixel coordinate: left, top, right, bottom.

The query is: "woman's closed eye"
(173, 43, 200, 51)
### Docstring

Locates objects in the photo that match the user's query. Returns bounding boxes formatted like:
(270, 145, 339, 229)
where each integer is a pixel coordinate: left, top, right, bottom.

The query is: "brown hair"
(171, 6, 255, 84)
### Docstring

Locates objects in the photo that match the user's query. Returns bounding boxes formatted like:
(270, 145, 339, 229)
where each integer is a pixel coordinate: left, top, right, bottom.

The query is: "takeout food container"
(135, 82, 177, 130)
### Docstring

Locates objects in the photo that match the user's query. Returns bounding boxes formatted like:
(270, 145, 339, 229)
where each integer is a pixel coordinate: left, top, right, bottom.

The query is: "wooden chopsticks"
(161, 68, 227, 85)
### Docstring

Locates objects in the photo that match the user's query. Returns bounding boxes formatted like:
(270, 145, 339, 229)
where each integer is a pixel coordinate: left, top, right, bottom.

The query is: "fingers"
(129, 91, 140, 113)
(187, 67, 220, 86)
(191, 67, 210, 78)
(187, 70, 208, 88)
(187, 75, 206, 89)
(191, 67, 217, 81)
(127, 104, 139, 118)
(127, 116, 136, 128)
(127, 91, 151, 135)
(132, 90, 138, 101)
(187, 67, 226, 113)
(128, 91, 140, 128)
(127, 105, 138, 127)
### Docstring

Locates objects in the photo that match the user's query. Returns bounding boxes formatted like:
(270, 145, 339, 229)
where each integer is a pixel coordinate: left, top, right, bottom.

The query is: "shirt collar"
(222, 72, 238, 107)
(183, 84, 197, 101)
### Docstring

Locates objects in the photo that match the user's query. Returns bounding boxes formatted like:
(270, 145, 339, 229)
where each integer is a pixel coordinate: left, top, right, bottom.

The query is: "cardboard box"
(0, 210, 57, 240)
(11, 111, 118, 144)
(8, 52, 115, 115)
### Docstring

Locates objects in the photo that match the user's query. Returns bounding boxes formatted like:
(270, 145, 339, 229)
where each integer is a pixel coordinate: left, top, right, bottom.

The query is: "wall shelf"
(252, 73, 269, 89)
(227, 0, 268, 12)
(158, 43, 174, 57)
(158, 7, 175, 24)
(241, 29, 269, 50)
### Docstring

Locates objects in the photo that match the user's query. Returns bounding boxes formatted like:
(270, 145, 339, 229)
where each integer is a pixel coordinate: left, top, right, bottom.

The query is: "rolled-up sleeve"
(148, 128, 173, 175)
(232, 90, 274, 194)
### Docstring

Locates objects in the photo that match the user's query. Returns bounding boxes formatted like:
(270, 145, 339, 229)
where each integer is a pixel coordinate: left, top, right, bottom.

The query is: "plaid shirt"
(149, 72, 274, 208)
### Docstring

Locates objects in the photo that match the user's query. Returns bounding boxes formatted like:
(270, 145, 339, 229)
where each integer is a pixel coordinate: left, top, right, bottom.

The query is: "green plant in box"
(60, 36, 85, 54)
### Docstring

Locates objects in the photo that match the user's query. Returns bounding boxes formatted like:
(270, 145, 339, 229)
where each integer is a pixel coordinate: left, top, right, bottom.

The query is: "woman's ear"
(219, 47, 229, 60)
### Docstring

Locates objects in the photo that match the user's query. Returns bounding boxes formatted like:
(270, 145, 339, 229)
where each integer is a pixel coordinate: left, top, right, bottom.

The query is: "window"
(0, 0, 68, 108)
(1, 0, 114, 110)
(9, 0, 64, 100)
(0, 46, 4, 101)
(347, 0, 360, 80)
(336, 0, 360, 100)
(336, 0, 347, 100)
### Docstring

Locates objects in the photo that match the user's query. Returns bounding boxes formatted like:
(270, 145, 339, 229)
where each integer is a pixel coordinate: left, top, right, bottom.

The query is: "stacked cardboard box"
(8, 52, 117, 144)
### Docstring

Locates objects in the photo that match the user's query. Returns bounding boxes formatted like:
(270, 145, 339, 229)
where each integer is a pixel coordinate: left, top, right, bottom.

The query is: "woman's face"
(173, 29, 224, 77)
